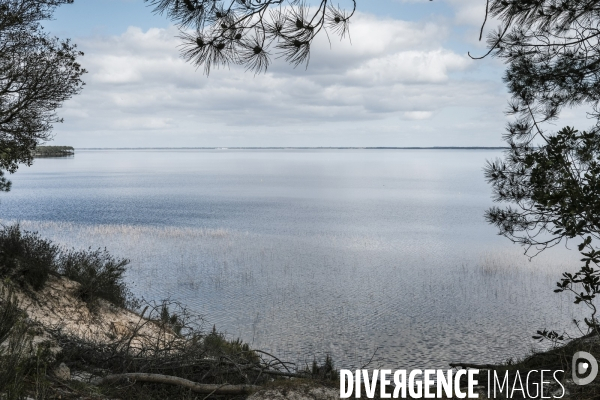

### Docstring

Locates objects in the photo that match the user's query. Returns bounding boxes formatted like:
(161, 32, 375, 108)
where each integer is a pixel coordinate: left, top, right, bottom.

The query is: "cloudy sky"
(40, 0, 587, 147)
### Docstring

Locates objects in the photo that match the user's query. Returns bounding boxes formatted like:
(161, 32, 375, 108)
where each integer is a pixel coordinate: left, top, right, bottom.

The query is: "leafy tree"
(486, 126, 600, 254)
(479, 1, 600, 253)
(145, 0, 356, 74)
(0, 0, 85, 191)
(478, 1, 600, 331)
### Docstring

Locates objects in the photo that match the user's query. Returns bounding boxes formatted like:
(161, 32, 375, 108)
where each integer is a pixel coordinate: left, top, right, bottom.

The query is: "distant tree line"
(33, 145, 74, 157)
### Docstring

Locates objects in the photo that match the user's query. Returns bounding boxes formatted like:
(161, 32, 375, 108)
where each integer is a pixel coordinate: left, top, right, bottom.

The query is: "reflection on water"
(0, 149, 588, 369)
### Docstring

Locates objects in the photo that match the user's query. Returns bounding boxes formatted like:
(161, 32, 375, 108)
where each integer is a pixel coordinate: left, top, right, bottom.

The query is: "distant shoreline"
(75, 146, 508, 150)
(33, 145, 75, 157)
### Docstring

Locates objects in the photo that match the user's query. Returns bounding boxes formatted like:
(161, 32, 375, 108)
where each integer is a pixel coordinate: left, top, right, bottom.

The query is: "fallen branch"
(95, 373, 258, 394)
(251, 368, 307, 378)
(254, 349, 294, 373)
(161, 358, 308, 378)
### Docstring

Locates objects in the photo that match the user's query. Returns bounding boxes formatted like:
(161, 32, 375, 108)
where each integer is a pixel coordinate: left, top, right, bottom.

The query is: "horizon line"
(72, 146, 508, 150)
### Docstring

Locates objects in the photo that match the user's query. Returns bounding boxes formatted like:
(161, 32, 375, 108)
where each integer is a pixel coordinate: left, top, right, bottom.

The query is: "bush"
(203, 324, 258, 363)
(0, 286, 38, 400)
(0, 286, 24, 348)
(0, 224, 139, 309)
(0, 224, 59, 290)
(159, 303, 184, 336)
(308, 354, 337, 381)
(58, 247, 137, 309)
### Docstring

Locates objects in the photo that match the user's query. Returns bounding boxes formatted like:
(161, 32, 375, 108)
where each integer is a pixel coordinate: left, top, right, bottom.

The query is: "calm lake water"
(0, 149, 585, 369)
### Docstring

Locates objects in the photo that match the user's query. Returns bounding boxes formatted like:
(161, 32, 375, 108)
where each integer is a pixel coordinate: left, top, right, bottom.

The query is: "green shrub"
(0, 224, 59, 290)
(0, 224, 139, 309)
(0, 286, 24, 348)
(0, 286, 35, 399)
(0, 286, 56, 400)
(203, 324, 259, 363)
(307, 354, 337, 381)
(58, 247, 137, 309)
(159, 303, 184, 336)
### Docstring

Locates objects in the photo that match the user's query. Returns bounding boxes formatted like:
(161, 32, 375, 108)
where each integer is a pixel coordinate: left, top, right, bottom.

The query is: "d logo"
(573, 351, 598, 385)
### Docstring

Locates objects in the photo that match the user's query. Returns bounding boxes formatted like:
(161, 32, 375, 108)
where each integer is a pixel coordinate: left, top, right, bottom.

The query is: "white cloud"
(397, 0, 487, 27)
(346, 49, 471, 85)
(53, 14, 509, 147)
(403, 111, 433, 120)
(446, 0, 487, 27)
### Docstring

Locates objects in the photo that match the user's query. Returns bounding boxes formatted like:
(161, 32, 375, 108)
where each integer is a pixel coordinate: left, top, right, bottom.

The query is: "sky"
(39, 0, 591, 148)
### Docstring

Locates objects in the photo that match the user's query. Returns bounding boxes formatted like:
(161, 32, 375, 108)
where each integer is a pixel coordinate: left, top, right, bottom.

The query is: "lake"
(0, 149, 585, 370)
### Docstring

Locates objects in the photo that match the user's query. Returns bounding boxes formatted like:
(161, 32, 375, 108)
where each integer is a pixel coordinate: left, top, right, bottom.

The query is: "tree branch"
(94, 373, 258, 394)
